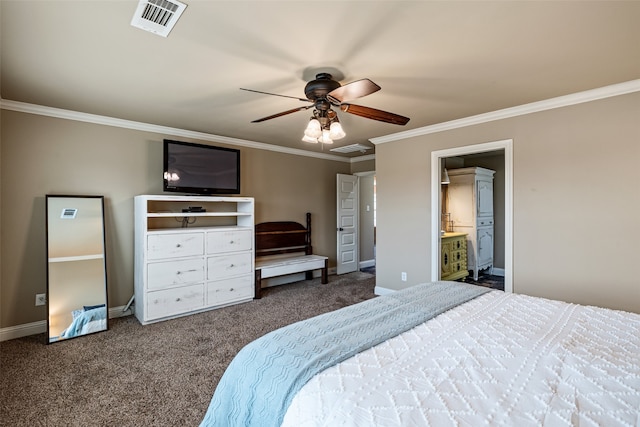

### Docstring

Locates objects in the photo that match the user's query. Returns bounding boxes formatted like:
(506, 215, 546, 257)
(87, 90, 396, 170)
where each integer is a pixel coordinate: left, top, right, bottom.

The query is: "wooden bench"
(254, 213, 328, 299)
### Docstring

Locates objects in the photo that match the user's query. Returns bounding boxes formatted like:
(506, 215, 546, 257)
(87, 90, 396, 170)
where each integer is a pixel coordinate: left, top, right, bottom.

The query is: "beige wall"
(376, 92, 640, 313)
(350, 158, 375, 174)
(0, 110, 350, 328)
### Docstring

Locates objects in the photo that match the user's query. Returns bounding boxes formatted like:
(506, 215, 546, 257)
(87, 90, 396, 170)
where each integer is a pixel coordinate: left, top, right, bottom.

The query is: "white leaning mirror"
(46, 195, 108, 344)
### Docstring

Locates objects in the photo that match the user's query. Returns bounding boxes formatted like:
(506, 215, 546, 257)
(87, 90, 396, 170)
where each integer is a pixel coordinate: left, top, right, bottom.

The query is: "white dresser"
(134, 195, 254, 325)
(447, 167, 495, 280)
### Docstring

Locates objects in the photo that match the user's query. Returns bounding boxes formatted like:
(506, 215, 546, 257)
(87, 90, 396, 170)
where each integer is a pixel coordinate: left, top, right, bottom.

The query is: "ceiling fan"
(241, 73, 410, 143)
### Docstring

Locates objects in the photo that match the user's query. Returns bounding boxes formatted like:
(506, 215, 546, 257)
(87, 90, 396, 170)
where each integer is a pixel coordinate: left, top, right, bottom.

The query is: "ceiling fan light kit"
(304, 118, 322, 139)
(242, 72, 410, 146)
(319, 129, 334, 144)
(302, 111, 345, 144)
(329, 121, 346, 140)
(301, 134, 319, 144)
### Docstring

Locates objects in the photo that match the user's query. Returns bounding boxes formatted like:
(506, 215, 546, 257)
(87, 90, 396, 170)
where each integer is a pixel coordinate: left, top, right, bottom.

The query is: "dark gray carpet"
(0, 271, 376, 427)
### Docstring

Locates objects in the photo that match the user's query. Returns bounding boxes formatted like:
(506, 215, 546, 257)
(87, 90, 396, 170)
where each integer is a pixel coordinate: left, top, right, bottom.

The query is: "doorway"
(356, 172, 376, 274)
(335, 172, 376, 276)
(431, 140, 513, 293)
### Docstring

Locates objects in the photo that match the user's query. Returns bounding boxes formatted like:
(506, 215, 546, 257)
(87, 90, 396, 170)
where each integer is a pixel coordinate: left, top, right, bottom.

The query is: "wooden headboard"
(255, 212, 313, 257)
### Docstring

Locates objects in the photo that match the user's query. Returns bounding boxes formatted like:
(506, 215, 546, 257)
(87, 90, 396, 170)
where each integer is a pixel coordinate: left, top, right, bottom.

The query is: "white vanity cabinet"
(447, 167, 495, 280)
(134, 195, 254, 325)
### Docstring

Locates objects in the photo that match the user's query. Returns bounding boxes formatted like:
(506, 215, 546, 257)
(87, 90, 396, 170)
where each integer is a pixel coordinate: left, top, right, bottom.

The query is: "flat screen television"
(163, 139, 240, 195)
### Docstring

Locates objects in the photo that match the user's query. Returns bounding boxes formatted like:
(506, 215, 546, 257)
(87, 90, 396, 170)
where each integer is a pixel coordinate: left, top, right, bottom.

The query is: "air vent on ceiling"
(60, 208, 78, 219)
(131, 0, 187, 37)
(330, 144, 372, 154)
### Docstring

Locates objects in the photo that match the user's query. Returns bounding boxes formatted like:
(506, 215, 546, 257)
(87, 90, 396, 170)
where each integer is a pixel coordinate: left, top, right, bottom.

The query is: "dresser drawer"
(451, 249, 465, 262)
(451, 238, 466, 250)
(147, 232, 204, 260)
(147, 258, 204, 290)
(207, 229, 252, 254)
(146, 284, 204, 320)
(207, 252, 252, 279)
(207, 274, 253, 306)
(452, 262, 466, 273)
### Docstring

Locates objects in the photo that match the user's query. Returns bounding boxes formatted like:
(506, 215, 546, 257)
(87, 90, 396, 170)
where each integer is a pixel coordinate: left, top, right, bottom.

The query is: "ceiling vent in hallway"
(330, 144, 372, 154)
(131, 0, 187, 37)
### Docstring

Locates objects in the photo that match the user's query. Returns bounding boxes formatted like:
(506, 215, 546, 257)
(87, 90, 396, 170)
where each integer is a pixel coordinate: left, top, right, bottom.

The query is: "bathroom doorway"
(431, 139, 513, 293)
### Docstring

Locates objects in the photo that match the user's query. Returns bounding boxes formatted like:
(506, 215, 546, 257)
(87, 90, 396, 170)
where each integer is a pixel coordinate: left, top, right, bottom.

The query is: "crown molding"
(3, 80, 637, 159)
(350, 153, 375, 163)
(0, 99, 363, 163)
(370, 79, 640, 145)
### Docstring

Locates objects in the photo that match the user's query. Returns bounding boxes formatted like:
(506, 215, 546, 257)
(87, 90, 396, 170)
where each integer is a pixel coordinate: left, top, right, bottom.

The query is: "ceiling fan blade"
(340, 104, 410, 125)
(327, 79, 381, 104)
(240, 88, 310, 103)
(251, 105, 313, 123)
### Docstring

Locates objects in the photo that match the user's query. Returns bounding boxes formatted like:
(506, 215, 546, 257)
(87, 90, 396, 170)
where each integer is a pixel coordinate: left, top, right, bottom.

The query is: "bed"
(199, 281, 640, 426)
(59, 305, 107, 339)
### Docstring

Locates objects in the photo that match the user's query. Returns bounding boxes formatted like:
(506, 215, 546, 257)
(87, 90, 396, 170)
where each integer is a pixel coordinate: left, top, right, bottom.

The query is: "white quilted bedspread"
(282, 291, 640, 427)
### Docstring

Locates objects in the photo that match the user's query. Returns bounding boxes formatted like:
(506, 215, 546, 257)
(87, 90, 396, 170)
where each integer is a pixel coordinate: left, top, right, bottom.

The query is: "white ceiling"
(2, 1, 639, 158)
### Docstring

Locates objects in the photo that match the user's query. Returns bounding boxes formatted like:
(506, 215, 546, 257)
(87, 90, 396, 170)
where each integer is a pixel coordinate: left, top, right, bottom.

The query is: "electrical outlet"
(35, 293, 46, 306)
(401, 272, 407, 281)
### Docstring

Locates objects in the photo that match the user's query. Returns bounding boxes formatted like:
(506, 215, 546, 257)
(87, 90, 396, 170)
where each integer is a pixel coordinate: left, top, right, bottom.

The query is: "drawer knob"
(176, 297, 181, 302)
(229, 288, 234, 291)
(176, 243, 182, 248)
(229, 263, 234, 267)
(230, 240, 234, 244)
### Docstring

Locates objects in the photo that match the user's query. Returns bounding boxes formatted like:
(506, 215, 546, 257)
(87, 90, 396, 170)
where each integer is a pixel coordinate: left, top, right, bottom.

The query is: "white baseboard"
(359, 259, 375, 269)
(0, 305, 132, 342)
(0, 321, 46, 342)
(491, 267, 505, 277)
(114, 305, 133, 319)
(374, 286, 396, 296)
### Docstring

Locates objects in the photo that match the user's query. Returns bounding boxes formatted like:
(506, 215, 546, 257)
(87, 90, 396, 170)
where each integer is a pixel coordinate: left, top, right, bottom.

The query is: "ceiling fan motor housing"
(304, 73, 341, 102)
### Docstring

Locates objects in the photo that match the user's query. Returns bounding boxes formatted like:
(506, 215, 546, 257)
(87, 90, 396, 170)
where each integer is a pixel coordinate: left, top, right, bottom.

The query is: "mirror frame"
(45, 195, 109, 344)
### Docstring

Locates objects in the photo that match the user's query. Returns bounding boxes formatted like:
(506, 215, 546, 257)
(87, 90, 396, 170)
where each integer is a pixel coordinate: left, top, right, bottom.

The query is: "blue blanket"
(200, 281, 490, 427)
(60, 306, 106, 339)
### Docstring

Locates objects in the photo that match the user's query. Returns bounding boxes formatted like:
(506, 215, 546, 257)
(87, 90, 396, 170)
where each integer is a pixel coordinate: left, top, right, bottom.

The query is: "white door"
(337, 174, 358, 275)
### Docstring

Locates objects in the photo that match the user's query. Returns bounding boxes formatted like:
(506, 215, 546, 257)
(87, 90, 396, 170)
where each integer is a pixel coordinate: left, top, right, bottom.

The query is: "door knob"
(338, 227, 344, 231)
